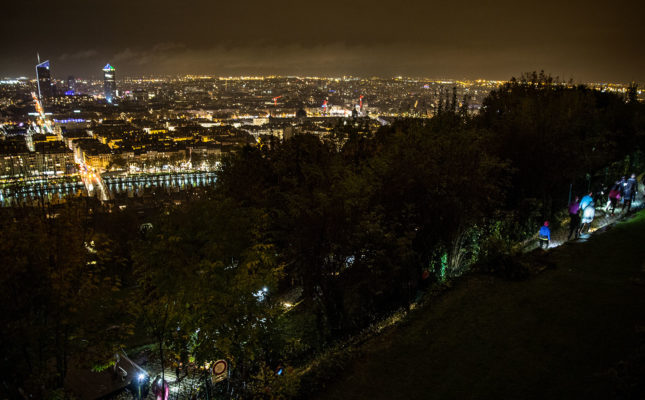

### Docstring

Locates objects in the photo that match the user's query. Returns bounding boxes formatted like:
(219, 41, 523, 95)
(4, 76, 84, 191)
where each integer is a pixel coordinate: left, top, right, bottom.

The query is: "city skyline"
(1, 0, 644, 84)
(7, 59, 645, 87)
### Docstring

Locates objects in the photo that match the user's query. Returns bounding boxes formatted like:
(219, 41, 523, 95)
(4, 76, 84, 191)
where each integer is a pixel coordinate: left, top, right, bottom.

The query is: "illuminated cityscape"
(1, 68, 642, 208)
(1, 0, 644, 398)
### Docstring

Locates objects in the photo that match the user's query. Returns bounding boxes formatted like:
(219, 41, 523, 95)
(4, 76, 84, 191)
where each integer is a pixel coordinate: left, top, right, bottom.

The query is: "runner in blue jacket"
(579, 192, 593, 211)
(538, 221, 551, 249)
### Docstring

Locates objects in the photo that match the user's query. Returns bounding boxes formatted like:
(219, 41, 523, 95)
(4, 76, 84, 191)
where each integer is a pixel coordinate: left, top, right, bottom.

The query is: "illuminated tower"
(36, 59, 53, 100)
(103, 63, 116, 103)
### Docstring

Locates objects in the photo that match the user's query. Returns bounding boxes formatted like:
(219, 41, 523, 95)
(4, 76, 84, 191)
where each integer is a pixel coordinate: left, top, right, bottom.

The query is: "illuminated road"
(74, 152, 110, 201)
(30, 92, 53, 134)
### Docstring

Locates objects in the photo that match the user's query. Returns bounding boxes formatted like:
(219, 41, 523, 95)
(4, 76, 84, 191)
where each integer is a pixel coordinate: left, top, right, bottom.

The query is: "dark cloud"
(1, 0, 644, 82)
(59, 49, 99, 61)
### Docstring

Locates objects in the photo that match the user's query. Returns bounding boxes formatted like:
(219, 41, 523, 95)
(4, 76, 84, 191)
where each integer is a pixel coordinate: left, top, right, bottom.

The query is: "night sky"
(2, 0, 644, 82)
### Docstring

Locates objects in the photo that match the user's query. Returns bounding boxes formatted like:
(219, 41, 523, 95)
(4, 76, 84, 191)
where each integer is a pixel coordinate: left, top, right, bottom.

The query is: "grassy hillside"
(315, 210, 645, 400)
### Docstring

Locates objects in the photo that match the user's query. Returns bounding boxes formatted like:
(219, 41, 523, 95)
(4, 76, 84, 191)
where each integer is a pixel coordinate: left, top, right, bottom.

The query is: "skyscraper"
(36, 60, 53, 100)
(67, 75, 76, 93)
(103, 63, 116, 103)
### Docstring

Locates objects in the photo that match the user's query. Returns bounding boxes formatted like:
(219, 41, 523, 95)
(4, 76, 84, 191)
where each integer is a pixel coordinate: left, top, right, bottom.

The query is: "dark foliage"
(478, 71, 645, 220)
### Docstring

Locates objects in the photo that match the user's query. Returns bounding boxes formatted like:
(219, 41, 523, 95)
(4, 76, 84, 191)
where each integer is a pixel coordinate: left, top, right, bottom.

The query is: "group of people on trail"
(539, 192, 593, 248)
(561, 192, 596, 243)
(539, 173, 640, 249)
(605, 174, 639, 215)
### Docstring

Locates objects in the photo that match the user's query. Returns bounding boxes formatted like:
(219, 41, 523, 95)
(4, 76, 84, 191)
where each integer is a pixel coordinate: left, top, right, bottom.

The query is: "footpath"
(316, 210, 645, 400)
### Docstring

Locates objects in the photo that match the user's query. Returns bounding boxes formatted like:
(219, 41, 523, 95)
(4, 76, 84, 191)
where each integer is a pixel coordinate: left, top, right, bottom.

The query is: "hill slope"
(315, 211, 645, 400)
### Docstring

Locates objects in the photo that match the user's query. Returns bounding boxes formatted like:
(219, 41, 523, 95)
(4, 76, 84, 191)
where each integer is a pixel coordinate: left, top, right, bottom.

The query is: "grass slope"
(315, 210, 645, 400)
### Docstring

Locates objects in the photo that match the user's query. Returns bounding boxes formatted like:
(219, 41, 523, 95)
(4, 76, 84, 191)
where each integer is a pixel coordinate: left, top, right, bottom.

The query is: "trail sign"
(212, 360, 228, 382)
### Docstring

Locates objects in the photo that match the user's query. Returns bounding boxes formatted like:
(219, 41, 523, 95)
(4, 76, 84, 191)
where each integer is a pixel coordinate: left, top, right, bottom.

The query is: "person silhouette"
(538, 221, 551, 249)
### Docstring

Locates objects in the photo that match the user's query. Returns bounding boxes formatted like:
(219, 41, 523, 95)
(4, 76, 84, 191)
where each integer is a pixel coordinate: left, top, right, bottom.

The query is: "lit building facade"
(67, 75, 76, 94)
(36, 60, 53, 100)
(103, 63, 116, 103)
(0, 143, 74, 178)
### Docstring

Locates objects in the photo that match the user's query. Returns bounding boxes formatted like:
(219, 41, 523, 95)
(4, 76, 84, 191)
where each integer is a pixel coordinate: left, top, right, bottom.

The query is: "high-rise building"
(36, 60, 53, 100)
(103, 63, 116, 103)
(67, 75, 76, 93)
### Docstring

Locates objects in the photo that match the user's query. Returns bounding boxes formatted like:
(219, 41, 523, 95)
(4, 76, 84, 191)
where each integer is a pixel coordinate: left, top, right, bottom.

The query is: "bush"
(475, 236, 530, 280)
(475, 234, 558, 280)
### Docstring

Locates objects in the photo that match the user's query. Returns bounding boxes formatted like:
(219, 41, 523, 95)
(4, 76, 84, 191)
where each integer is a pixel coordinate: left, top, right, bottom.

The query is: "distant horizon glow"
(1, 73, 641, 87)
